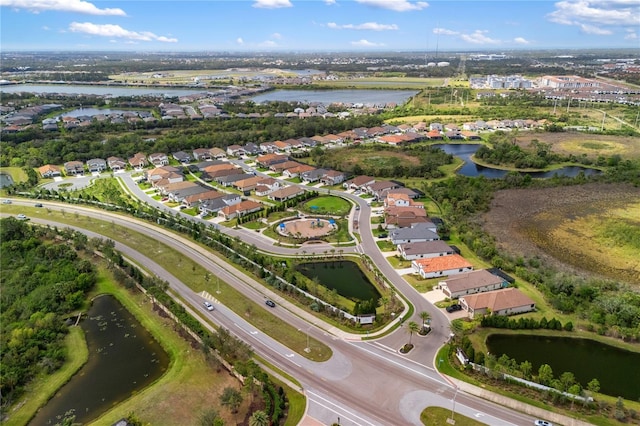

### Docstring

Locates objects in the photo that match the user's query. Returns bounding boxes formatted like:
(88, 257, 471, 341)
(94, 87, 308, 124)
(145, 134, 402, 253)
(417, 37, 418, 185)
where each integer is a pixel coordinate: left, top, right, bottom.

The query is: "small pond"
(295, 261, 381, 302)
(486, 334, 640, 400)
(433, 144, 601, 179)
(29, 294, 169, 425)
(0, 173, 14, 188)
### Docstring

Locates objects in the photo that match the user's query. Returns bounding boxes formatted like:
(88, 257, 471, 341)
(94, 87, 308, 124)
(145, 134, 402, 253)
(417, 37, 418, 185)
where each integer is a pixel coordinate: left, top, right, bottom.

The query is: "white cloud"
(325, 0, 336, 4)
(69, 22, 178, 42)
(259, 40, 278, 47)
(351, 39, 385, 46)
(252, 0, 292, 9)
(624, 30, 637, 40)
(547, 0, 639, 32)
(271, 32, 282, 39)
(355, 0, 428, 12)
(579, 23, 612, 34)
(327, 22, 398, 31)
(236, 37, 244, 44)
(42, 25, 50, 30)
(514, 37, 530, 44)
(433, 27, 458, 35)
(0, 0, 126, 16)
(460, 30, 499, 44)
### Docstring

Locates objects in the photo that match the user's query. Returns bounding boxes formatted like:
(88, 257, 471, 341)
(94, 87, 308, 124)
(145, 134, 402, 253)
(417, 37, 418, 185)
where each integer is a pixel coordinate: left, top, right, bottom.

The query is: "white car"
(16, 214, 27, 220)
(203, 301, 214, 311)
(534, 420, 553, 426)
(2, 199, 11, 204)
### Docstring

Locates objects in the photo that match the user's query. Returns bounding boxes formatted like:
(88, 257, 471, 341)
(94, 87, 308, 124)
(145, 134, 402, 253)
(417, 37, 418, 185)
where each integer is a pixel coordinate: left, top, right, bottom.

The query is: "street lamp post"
(305, 326, 311, 353)
(447, 386, 458, 425)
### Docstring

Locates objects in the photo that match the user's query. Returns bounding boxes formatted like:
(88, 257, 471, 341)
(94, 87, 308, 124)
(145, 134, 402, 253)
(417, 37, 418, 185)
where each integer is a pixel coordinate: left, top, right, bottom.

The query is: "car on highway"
(534, 421, 553, 426)
(265, 299, 276, 308)
(2, 199, 11, 204)
(203, 301, 214, 311)
(35, 203, 43, 207)
(16, 214, 28, 220)
(446, 304, 462, 313)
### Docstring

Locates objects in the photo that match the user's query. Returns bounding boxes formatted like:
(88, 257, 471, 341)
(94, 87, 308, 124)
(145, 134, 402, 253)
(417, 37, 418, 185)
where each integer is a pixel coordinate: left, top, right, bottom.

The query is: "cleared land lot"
(478, 183, 640, 286)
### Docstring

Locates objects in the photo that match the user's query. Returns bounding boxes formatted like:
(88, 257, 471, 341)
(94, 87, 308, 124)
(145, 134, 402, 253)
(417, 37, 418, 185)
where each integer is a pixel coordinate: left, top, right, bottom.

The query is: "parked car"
(446, 304, 462, 313)
(265, 299, 276, 308)
(2, 199, 11, 204)
(16, 214, 28, 220)
(35, 203, 43, 207)
(378, 233, 388, 239)
(534, 421, 553, 426)
(203, 301, 214, 311)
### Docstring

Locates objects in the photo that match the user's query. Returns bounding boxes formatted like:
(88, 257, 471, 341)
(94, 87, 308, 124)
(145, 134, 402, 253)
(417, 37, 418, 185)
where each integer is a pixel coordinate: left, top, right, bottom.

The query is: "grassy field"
(0, 166, 28, 184)
(301, 195, 351, 216)
(420, 406, 487, 426)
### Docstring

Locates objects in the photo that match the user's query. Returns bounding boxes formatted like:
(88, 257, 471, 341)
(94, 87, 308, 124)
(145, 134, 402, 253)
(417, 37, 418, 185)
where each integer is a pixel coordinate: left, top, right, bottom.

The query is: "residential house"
(202, 166, 240, 182)
(192, 148, 212, 161)
(300, 168, 328, 183)
(259, 142, 279, 153)
(146, 166, 183, 183)
(38, 164, 62, 178)
(343, 175, 375, 191)
(148, 152, 169, 167)
(256, 153, 289, 168)
(173, 151, 192, 164)
(218, 200, 263, 220)
(166, 182, 210, 203)
(271, 160, 302, 173)
(196, 160, 227, 171)
(64, 161, 84, 175)
(459, 288, 535, 319)
(384, 206, 430, 229)
(366, 180, 403, 200)
(199, 194, 241, 216)
(107, 156, 126, 171)
(209, 147, 227, 159)
(438, 269, 509, 299)
(86, 158, 107, 173)
(285, 164, 316, 179)
(182, 190, 224, 208)
(411, 254, 473, 279)
(390, 222, 439, 245)
(233, 175, 264, 193)
(128, 152, 148, 169)
(254, 178, 281, 196)
(158, 180, 198, 196)
(273, 140, 292, 152)
(384, 192, 423, 208)
(268, 185, 305, 202)
(320, 170, 347, 186)
(226, 144, 244, 157)
(243, 142, 261, 155)
(397, 240, 455, 261)
(216, 173, 253, 187)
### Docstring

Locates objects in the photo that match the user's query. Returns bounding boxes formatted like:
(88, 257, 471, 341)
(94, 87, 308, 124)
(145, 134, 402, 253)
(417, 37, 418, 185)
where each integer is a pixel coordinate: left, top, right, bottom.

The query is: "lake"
(432, 144, 601, 179)
(1, 83, 417, 105)
(0, 173, 14, 188)
(54, 108, 139, 118)
(251, 89, 418, 105)
(486, 334, 640, 400)
(295, 261, 381, 302)
(29, 294, 169, 425)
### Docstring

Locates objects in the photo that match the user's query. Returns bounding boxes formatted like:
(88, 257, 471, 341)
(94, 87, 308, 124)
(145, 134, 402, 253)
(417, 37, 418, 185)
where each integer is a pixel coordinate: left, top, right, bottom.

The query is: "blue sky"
(1, 0, 638, 51)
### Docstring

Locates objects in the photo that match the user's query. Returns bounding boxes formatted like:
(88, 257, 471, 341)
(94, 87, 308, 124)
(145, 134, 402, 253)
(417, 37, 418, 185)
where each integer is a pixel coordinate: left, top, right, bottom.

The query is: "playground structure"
(277, 217, 337, 239)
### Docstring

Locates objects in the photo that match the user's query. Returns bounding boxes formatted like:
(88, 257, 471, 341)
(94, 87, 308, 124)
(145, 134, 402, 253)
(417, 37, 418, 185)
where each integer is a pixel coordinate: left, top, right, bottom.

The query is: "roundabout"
(277, 217, 337, 239)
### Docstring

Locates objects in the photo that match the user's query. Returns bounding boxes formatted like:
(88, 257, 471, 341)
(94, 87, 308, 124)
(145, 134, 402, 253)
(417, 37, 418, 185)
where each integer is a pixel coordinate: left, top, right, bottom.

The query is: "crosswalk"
(200, 290, 221, 304)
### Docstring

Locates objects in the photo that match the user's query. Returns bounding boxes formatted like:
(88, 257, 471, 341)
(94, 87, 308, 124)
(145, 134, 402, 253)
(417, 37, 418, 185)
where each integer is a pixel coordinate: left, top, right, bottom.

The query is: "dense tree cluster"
(0, 219, 97, 408)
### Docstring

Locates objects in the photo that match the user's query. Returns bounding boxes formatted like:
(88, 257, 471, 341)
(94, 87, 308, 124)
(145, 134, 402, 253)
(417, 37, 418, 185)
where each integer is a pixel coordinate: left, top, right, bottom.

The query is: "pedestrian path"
(199, 290, 222, 304)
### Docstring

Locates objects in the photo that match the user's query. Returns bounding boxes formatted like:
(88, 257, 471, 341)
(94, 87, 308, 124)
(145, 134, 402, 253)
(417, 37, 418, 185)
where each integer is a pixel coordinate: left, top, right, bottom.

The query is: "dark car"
(35, 203, 43, 207)
(446, 304, 462, 313)
(265, 299, 276, 308)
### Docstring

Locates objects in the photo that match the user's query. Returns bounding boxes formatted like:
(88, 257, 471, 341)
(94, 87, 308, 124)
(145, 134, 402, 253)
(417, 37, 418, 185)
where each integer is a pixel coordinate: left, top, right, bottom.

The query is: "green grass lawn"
(302, 195, 351, 216)
(0, 166, 28, 184)
(243, 220, 267, 230)
(421, 406, 488, 426)
(376, 240, 396, 251)
(386, 256, 412, 269)
(266, 210, 298, 223)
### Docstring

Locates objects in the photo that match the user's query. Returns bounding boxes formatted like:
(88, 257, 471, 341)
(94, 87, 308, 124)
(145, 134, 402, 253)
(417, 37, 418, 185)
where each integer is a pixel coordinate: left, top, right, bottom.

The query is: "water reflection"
(29, 295, 169, 425)
(433, 144, 600, 178)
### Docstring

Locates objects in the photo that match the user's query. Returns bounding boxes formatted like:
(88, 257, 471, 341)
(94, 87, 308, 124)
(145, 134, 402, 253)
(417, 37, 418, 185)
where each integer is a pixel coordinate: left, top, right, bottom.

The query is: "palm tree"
(249, 410, 269, 426)
(407, 321, 420, 347)
(419, 311, 431, 332)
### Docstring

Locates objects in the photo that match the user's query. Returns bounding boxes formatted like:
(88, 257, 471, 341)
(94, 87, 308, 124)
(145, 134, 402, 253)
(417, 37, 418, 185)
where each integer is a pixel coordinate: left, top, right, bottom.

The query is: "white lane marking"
(307, 390, 377, 426)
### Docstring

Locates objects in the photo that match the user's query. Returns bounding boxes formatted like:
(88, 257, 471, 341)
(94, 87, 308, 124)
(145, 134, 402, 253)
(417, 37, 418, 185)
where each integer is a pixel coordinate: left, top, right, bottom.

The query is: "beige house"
(460, 288, 535, 318)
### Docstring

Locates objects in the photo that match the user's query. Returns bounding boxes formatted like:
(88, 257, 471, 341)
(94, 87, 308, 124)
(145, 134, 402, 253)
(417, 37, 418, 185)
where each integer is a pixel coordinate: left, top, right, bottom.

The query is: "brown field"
(336, 149, 421, 169)
(477, 183, 640, 286)
(513, 131, 640, 159)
